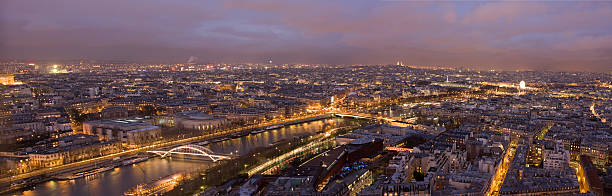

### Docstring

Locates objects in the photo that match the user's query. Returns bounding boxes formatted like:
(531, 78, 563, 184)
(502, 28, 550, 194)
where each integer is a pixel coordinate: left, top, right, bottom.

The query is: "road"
(245, 126, 351, 176)
(575, 162, 589, 193)
(487, 139, 517, 196)
(10, 117, 357, 196)
(1, 110, 385, 188)
(590, 103, 607, 123)
(0, 113, 327, 185)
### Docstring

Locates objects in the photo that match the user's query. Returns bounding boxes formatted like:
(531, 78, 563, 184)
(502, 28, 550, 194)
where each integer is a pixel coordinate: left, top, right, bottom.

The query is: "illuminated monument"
(0, 75, 16, 85)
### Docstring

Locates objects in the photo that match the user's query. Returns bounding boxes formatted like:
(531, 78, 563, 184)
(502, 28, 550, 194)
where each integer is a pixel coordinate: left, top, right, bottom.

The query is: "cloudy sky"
(1, 0, 611, 71)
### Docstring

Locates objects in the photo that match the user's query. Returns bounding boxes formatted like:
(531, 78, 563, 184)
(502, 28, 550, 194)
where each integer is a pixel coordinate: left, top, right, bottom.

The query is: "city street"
(487, 139, 517, 196)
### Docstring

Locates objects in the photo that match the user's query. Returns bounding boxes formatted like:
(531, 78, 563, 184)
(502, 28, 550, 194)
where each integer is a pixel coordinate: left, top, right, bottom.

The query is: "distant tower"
(266, 57, 273, 64)
(187, 56, 198, 65)
(518, 80, 527, 95)
(446, 76, 450, 83)
(236, 82, 244, 92)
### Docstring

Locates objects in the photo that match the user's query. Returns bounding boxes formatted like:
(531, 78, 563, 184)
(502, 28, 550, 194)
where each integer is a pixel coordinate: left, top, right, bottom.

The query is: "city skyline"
(2, 1, 612, 72)
(1, 1, 612, 196)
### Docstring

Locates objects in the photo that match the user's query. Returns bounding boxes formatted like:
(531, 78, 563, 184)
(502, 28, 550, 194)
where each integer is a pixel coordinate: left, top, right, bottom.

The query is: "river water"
(11, 117, 356, 196)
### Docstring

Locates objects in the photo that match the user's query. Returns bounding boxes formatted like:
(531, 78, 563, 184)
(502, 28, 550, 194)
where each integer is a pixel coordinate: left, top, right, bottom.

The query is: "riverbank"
(0, 113, 332, 194)
(163, 124, 364, 196)
(3, 116, 360, 196)
(0, 154, 155, 195)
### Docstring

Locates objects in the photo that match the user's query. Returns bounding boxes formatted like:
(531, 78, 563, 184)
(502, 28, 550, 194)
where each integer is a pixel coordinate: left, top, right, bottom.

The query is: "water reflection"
(13, 118, 354, 196)
(208, 119, 336, 155)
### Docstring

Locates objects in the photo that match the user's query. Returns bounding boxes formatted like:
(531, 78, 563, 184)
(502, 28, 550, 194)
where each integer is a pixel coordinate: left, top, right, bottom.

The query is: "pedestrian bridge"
(333, 112, 399, 122)
(146, 144, 232, 162)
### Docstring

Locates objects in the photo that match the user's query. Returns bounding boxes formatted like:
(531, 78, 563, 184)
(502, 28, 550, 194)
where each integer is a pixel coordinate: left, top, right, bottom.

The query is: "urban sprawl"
(0, 62, 611, 195)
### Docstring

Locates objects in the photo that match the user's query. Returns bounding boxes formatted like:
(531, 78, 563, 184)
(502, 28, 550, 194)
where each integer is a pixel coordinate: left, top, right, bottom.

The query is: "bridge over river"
(11, 117, 361, 196)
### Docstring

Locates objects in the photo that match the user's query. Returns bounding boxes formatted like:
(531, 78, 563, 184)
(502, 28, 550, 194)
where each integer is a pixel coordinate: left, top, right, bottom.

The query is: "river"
(10, 117, 357, 196)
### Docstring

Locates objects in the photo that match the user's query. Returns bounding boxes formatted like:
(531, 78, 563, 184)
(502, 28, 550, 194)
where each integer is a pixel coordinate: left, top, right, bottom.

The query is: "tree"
(139, 105, 158, 116)
(413, 170, 425, 181)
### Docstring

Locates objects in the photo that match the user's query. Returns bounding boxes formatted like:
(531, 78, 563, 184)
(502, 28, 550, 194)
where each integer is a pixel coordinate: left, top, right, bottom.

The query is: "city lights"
(1, 0, 610, 195)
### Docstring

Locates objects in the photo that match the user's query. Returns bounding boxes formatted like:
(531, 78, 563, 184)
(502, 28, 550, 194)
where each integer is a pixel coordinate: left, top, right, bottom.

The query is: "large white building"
(173, 111, 229, 133)
(28, 134, 121, 168)
(83, 118, 161, 147)
(543, 141, 570, 171)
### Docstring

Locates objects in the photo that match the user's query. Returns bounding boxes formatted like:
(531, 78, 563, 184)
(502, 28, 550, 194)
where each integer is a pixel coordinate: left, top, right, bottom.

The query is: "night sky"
(1, 0, 611, 72)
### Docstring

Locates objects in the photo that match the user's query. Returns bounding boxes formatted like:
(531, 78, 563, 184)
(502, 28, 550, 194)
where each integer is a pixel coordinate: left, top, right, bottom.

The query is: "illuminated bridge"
(332, 112, 399, 122)
(147, 145, 232, 162)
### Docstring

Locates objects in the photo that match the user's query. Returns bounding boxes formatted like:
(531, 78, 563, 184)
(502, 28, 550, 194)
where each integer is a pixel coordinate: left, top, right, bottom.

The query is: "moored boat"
(265, 125, 284, 130)
(122, 157, 149, 166)
(55, 166, 114, 180)
(124, 173, 183, 196)
(250, 129, 266, 134)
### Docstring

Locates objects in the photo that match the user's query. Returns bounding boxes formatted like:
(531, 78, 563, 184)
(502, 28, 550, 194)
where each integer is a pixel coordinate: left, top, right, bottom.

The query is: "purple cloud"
(0, 0, 611, 71)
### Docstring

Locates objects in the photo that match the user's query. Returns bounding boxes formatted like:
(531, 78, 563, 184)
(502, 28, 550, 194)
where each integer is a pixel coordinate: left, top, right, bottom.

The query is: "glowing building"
(0, 75, 16, 85)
